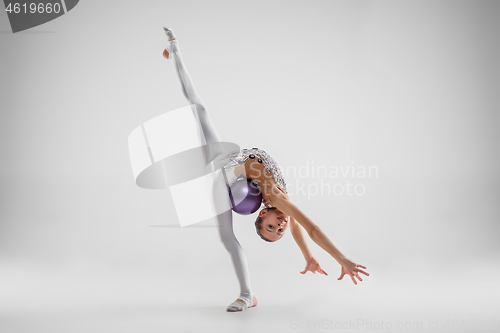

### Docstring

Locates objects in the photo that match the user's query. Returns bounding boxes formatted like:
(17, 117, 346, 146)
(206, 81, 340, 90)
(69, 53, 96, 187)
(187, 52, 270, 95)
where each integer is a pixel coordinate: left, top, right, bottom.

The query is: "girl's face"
(258, 208, 289, 241)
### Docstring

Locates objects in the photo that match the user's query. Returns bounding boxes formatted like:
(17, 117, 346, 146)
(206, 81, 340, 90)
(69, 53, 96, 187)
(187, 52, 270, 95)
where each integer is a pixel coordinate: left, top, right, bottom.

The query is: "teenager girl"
(162, 26, 369, 312)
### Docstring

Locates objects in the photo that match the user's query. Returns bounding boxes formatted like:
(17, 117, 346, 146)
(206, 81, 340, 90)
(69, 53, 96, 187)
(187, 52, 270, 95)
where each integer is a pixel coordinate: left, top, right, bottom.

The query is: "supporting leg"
(216, 209, 255, 311)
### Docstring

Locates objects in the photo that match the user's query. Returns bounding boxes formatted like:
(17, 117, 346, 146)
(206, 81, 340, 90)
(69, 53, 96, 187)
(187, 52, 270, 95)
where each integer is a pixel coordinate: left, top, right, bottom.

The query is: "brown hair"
(254, 207, 281, 242)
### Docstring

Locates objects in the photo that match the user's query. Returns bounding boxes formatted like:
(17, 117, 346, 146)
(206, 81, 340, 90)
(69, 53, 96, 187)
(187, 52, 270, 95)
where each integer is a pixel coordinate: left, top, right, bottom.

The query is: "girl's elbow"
(308, 225, 321, 240)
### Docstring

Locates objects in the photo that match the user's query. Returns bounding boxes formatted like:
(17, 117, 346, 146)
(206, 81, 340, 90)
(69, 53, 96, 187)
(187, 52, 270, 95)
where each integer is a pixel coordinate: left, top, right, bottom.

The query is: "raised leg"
(164, 27, 224, 162)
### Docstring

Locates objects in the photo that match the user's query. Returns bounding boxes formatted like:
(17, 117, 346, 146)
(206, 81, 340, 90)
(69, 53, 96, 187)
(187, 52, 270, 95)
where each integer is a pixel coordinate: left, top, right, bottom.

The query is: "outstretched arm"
(278, 195, 345, 261)
(272, 191, 369, 284)
(290, 217, 328, 276)
(289, 217, 313, 260)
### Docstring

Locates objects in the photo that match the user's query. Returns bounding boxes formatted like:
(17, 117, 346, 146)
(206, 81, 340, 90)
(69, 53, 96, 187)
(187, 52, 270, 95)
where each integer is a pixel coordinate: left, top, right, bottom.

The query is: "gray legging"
(166, 40, 253, 307)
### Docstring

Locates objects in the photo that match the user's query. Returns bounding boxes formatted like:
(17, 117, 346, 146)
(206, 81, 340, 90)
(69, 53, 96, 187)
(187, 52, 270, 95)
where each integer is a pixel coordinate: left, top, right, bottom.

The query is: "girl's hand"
(300, 257, 328, 275)
(337, 257, 369, 285)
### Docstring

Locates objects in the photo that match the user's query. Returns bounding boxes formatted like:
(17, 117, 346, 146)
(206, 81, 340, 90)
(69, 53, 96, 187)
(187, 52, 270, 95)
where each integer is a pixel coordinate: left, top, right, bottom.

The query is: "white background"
(1, 1, 499, 332)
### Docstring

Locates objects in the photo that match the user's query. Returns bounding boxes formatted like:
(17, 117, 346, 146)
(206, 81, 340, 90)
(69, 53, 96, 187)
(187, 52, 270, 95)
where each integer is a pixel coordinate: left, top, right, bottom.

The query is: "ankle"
(238, 293, 252, 307)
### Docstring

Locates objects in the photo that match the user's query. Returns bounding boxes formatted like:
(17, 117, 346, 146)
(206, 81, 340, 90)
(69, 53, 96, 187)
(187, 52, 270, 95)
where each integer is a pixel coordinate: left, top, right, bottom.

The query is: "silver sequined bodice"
(222, 148, 287, 207)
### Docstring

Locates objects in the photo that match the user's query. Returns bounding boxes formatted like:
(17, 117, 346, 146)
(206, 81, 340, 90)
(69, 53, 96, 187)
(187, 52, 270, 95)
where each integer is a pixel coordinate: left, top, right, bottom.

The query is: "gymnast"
(162, 26, 369, 312)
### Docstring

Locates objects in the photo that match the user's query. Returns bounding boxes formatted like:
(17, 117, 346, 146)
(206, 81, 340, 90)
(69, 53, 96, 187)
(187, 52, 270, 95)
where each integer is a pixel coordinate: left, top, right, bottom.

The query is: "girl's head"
(254, 207, 289, 242)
